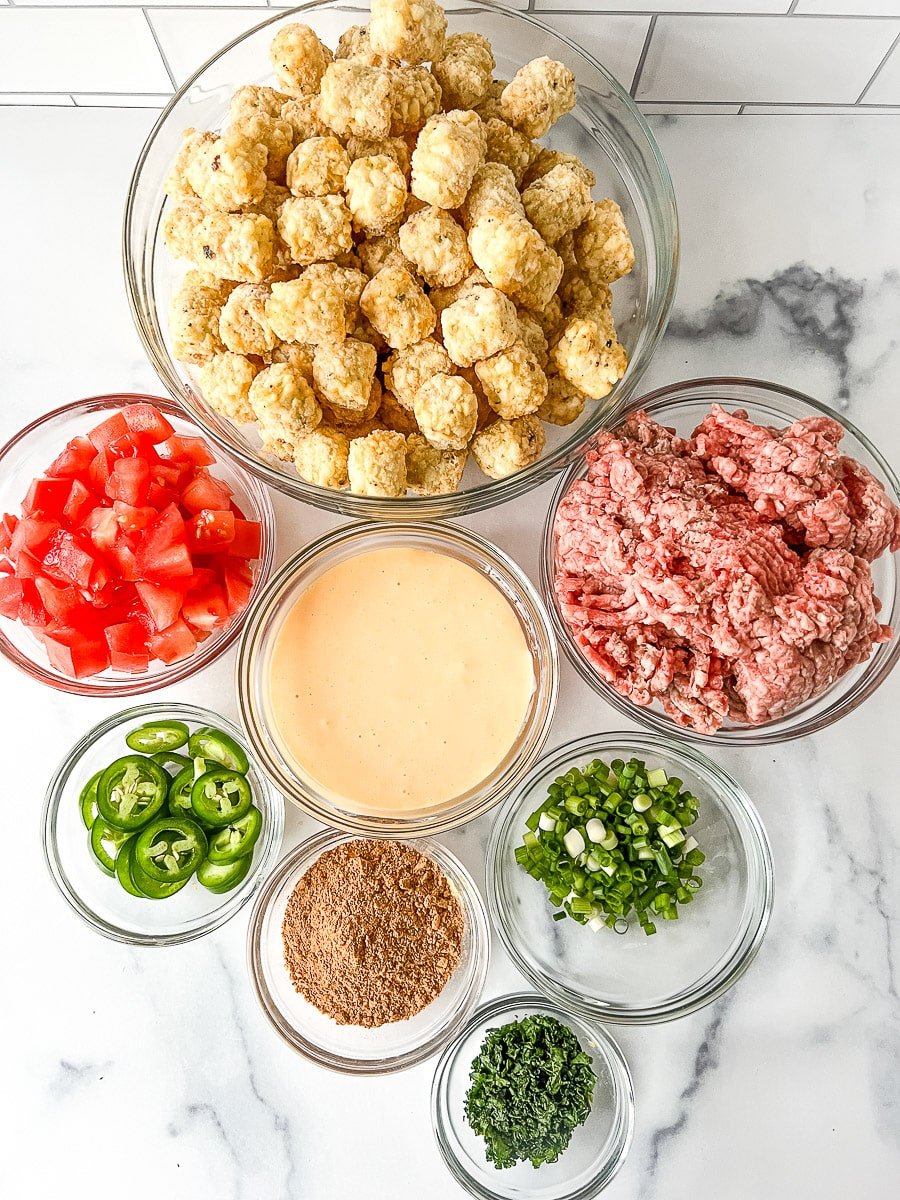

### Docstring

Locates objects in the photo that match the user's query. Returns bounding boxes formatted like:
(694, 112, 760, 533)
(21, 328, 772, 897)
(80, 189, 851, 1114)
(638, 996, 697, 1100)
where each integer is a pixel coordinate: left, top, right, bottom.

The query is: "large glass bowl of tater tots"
(125, 0, 679, 518)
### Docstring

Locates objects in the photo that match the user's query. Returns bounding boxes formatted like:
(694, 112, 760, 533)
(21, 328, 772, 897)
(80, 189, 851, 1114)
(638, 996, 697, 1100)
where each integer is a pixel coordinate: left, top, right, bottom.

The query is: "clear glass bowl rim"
(245, 827, 491, 1074)
(430, 990, 635, 1200)
(0, 392, 276, 696)
(122, 0, 679, 519)
(486, 731, 774, 1024)
(42, 700, 286, 946)
(236, 519, 560, 836)
(540, 375, 900, 745)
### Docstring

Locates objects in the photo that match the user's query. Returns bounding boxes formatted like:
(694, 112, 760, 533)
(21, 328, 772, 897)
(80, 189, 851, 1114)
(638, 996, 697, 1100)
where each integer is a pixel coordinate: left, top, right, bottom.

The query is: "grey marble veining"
(0, 108, 898, 1200)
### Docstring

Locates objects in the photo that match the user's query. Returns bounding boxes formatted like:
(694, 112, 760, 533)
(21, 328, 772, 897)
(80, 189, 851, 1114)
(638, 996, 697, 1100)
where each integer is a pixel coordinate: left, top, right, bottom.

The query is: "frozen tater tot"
(512, 239, 564, 312)
(219, 284, 278, 355)
(521, 147, 595, 191)
(277, 194, 353, 265)
(348, 429, 408, 497)
(410, 110, 485, 210)
(165, 129, 215, 198)
(319, 61, 392, 139)
(572, 199, 635, 287)
(286, 136, 351, 197)
(522, 164, 593, 246)
(281, 94, 330, 141)
(460, 162, 523, 231)
(388, 67, 443, 136)
(199, 352, 259, 422)
(428, 268, 489, 318)
(472, 78, 506, 122)
(169, 277, 226, 364)
(475, 342, 547, 419)
(193, 211, 276, 283)
(500, 57, 576, 139)
(186, 133, 268, 211)
(360, 265, 435, 349)
(266, 272, 347, 344)
(230, 109, 295, 183)
(295, 425, 351, 489)
(432, 33, 494, 111)
(322, 374, 383, 429)
(357, 232, 414, 278)
(230, 85, 291, 122)
(269, 23, 333, 97)
(552, 311, 628, 400)
(268, 339, 316, 382)
(249, 364, 322, 456)
(406, 434, 467, 495)
(529, 293, 564, 341)
(378, 389, 419, 435)
(162, 198, 206, 259)
(414, 373, 478, 451)
(398, 206, 472, 288)
(482, 117, 536, 186)
(370, 0, 446, 66)
(538, 369, 587, 426)
(312, 337, 378, 414)
(344, 154, 408, 234)
(346, 135, 410, 178)
(440, 285, 518, 367)
(383, 337, 453, 409)
(470, 415, 545, 479)
(335, 24, 397, 68)
(467, 208, 549, 295)
(515, 310, 549, 368)
(301, 262, 369, 324)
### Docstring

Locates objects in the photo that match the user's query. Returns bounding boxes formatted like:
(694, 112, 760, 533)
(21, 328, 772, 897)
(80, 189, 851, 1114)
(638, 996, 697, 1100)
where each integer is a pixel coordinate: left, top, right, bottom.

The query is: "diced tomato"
(228, 518, 262, 560)
(110, 533, 140, 582)
(34, 577, 81, 624)
(104, 620, 150, 673)
(41, 626, 110, 678)
(19, 581, 48, 627)
(0, 576, 25, 620)
(183, 565, 217, 592)
(135, 505, 192, 582)
(112, 501, 157, 535)
(9, 516, 58, 562)
(121, 403, 175, 444)
(148, 617, 197, 664)
(105, 457, 151, 506)
(48, 435, 95, 480)
(88, 451, 112, 495)
(182, 583, 230, 632)
(83, 507, 119, 553)
(185, 509, 235, 553)
(88, 412, 130, 454)
(160, 435, 216, 467)
(24, 477, 73, 519)
(13, 549, 44, 580)
(0, 513, 18, 555)
(224, 558, 253, 615)
(180, 473, 234, 515)
(62, 479, 94, 525)
(135, 580, 183, 632)
(42, 530, 96, 589)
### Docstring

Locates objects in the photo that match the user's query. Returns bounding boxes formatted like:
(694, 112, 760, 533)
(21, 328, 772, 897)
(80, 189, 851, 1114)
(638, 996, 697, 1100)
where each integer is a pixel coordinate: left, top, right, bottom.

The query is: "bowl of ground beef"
(542, 378, 900, 743)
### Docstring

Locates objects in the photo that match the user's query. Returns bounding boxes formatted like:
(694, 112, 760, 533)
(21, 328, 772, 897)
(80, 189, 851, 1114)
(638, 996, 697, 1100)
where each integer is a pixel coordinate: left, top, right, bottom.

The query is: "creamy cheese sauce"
(266, 547, 535, 814)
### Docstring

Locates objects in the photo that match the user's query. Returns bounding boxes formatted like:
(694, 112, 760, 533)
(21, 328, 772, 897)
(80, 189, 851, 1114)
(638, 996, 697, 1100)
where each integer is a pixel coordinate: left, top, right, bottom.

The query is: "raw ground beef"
(554, 405, 900, 733)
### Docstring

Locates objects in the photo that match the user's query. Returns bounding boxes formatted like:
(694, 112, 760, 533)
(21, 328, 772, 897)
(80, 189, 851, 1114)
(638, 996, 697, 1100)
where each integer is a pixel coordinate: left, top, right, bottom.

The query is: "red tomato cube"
(185, 509, 236, 553)
(105, 621, 150, 673)
(180, 473, 234, 515)
(148, 617, 197, 664)
(48, 435, 96, 479)
(41, 626, 110, 678)
(182, 583, 230, 632)
(229, 518, 262, 560)
(24, 477, 73, 518)
(121, 403, 175, 445)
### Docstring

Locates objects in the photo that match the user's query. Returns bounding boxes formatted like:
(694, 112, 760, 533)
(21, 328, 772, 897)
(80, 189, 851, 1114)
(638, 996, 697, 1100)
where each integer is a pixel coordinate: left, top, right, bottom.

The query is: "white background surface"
(0, 102, 898, 1199)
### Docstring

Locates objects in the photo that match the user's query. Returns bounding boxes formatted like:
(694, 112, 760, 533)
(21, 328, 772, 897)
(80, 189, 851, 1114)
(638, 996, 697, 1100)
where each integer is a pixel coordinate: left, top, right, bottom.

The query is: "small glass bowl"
(124, 0, 678, 519)
(542, 378, 900, 744)
(42, 702, 285, 946)
(0, 393, 275, 696)
(237, 521, 559, 836)
(431, 992, 634, 1200)
(487, 733, 773, 1024)
(246, 829, 490, 1074)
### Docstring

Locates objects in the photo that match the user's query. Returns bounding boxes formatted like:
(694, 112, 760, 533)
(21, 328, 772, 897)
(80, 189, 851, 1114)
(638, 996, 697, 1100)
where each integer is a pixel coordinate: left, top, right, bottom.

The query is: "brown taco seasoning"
(281, 839, 464, 1027)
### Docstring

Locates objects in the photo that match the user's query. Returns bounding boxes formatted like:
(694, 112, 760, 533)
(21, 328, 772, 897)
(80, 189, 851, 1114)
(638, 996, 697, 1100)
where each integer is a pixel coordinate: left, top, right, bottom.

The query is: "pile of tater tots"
(163, 0, 635, 497)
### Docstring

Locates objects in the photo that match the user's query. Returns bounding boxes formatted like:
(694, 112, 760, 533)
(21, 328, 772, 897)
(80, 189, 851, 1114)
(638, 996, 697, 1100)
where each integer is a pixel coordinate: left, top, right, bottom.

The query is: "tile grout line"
(630, 14, 656, 100)
(857, 29, 900, 103)
(787, 0, 800, 13)
(142, 6, 178, 91)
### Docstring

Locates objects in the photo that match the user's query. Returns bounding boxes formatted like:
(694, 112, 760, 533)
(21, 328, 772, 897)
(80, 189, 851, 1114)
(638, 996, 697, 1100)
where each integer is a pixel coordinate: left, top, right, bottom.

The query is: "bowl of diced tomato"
(0, 394, 275, 694)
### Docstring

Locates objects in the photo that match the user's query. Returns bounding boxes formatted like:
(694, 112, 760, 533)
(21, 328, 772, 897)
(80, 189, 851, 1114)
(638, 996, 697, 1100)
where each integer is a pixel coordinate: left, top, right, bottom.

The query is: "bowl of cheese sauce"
(237, 523, 559, 836)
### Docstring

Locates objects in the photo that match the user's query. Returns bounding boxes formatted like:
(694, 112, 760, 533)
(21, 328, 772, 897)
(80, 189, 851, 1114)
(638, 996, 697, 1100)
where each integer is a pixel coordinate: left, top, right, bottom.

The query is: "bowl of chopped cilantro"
(486, 733, 774, 1024)
(431, 993, 633, 1199)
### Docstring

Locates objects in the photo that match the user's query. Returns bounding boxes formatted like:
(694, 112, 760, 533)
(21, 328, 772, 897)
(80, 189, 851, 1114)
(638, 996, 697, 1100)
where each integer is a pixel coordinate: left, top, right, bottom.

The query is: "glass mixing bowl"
(43, 703, 285, 946)
(542, 378, 900, 744)
(0, 394, 275, 696)
(236, 520, 559, 836)
(431, 992, 634, 1199)
(123, 1, 678, 519)
(246, 829, 490, 1074)
(487, 733, 773, 1024)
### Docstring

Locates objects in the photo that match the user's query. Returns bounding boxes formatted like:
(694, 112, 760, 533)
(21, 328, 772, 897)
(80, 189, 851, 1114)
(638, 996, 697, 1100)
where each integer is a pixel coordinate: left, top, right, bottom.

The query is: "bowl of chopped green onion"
(431, 992, 634, 1200)
(486, 733, 773, 1024)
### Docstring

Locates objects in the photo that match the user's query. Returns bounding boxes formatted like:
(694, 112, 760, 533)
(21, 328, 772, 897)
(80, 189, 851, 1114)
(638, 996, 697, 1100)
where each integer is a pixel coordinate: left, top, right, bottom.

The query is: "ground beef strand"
(554, 407, 899, 733)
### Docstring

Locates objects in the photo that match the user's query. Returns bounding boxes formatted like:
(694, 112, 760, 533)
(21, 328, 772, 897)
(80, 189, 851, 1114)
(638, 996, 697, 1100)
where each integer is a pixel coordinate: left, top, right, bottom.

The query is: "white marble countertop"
(1, 106, 898, 1200)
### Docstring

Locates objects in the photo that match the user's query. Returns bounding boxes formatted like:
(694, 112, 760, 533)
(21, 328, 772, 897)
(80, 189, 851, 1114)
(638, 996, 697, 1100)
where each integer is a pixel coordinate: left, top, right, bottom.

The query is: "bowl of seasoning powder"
(246, 830, 490, 1073)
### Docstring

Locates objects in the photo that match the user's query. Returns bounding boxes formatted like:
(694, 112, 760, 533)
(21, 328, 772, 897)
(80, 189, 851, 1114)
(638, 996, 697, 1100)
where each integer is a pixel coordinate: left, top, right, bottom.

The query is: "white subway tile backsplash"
(863, 40, 900, 102)
(148, 7, 277, 84)
(0, 10, 172, 93)
(534, 2, 791, 12)
(0, 93, 75, 105)
(535, 15, 650, 90)
(637, 15, 900, 104)
(795, 2, 900, 14)
(72, 93, 173, 107)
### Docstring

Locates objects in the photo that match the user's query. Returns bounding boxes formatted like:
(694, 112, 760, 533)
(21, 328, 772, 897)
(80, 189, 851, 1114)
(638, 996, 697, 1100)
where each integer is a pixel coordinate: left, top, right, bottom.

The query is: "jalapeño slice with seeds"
(97, 756, 169, 832)
(190, 769, 252, 828)
(134, 816, 208, 884)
